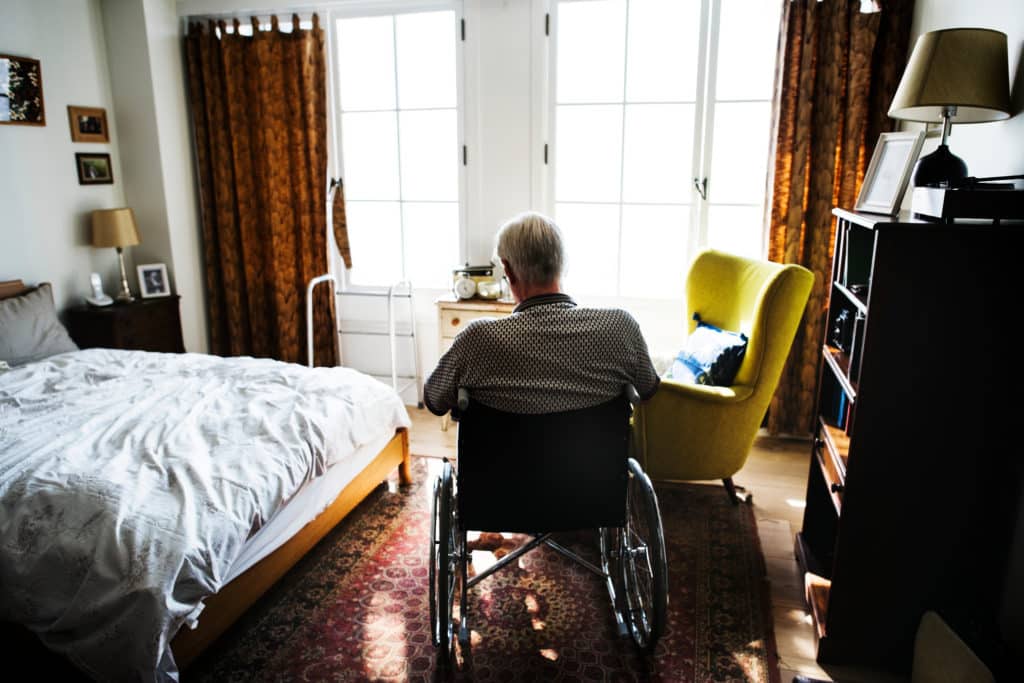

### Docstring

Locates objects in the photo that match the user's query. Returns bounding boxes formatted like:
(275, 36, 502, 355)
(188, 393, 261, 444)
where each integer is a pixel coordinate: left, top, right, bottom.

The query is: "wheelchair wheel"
(429, 460, 458, 663)
(621, 457, 668, 653)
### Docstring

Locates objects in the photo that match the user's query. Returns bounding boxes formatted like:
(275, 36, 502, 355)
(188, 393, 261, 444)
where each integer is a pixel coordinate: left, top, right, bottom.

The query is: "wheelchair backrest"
(456, 394, 631, 533)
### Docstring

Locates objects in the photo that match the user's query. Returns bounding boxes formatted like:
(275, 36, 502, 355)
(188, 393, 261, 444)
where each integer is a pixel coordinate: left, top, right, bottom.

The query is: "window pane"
(556, 0, 626, 103)
(620, 204, 688, 298)
(622, 104, 695, 203)
(403, 202, 459, 289)
(555, 105, 623, 203)
(708, 102, 772, 204)
(555, 202, 620, 296)
(399, 109, 458, 202)
(396, 11, 456, 109)
(715, 0, 782, 101)
(341, 112, 400, 200)
(336, 16, 395, 111)
(346, 201, 403, 286)
(706, 205, 763, 259)
(626, 0, 701, 102)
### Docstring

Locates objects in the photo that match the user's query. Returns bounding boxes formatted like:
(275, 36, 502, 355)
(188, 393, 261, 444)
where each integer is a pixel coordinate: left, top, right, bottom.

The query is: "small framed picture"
(855, 131, 925, 215)
(0, 54, 45, 126)
(67, 105, 108, 142)
(75, 152, 113, 185)
(137, 263, 171, 298)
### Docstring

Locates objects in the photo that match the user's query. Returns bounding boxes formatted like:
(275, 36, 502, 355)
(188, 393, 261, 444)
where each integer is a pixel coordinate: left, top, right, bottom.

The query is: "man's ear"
(501, 259, 517, 285)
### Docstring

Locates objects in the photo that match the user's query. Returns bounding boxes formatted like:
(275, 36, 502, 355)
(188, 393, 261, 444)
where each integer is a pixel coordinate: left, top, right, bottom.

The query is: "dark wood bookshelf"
(794, 208, 1023, 680)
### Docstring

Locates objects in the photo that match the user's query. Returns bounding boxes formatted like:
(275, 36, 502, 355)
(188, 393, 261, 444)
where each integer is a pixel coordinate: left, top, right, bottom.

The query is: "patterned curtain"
(185, 15, 337, 367)
(765, 0, 914, 435)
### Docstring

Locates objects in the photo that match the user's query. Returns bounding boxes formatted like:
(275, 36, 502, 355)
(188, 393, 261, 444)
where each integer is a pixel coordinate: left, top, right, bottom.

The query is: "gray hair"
(495, 212, 565, 288)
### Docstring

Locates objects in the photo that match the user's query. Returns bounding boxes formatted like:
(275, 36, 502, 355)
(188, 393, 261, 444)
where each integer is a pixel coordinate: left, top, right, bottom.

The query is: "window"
(549, 0, 781, 298)
(331, 5, 463, 289)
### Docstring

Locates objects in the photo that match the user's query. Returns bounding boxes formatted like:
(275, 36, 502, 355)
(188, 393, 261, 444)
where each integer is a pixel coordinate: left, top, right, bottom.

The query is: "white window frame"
(542, 0, 775, 298)
(326, 0, 468, 294)
(696, 0, 774, 258)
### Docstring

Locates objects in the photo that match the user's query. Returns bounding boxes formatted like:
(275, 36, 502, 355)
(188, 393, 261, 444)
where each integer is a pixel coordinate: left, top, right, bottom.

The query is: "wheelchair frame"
(429, 385, 668, 667)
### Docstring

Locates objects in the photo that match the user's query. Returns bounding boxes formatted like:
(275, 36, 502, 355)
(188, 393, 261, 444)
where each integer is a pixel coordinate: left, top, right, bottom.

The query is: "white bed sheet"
(222, 428, 395, 584)
(0, 348, 411, 682)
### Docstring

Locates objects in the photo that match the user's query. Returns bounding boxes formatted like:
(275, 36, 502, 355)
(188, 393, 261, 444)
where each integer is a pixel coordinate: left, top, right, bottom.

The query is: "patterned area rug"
(190, 456, 779, 682)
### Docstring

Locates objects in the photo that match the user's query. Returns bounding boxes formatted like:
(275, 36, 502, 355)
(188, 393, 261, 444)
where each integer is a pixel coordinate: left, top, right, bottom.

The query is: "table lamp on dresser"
(888, 27, 1011, 188)
(91, 207, 141, 303)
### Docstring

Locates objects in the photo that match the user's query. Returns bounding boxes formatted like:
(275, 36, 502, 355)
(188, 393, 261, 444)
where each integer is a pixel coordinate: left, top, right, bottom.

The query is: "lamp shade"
(91, 208, 140, 248)
(888, 28, 1011, 123)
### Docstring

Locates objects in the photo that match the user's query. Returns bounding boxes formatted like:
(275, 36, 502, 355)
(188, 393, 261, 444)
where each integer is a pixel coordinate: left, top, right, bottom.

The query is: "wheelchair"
(429, 384, 668, 665)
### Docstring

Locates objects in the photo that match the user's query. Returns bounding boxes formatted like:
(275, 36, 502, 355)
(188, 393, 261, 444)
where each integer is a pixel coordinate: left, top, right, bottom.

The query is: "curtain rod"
(180, 0, 459, 22)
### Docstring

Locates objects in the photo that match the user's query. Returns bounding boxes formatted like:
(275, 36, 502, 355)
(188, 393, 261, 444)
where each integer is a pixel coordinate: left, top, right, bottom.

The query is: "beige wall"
(0, 0, 127, 311)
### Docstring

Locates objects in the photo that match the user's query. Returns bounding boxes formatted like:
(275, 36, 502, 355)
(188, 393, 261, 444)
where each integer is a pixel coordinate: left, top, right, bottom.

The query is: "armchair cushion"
(666, 314, 748, 386)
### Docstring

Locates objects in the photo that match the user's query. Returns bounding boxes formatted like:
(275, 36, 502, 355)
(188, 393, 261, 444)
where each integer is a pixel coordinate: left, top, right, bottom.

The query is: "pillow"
(0, 283, 79, 366)
(665, 314, 748, 386)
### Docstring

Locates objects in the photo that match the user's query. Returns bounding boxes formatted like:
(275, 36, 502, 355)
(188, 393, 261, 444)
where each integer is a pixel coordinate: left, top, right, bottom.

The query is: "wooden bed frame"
(2, 279, 413, 669)
(0, 279, 30, 298)
(172, 428, 411, 667)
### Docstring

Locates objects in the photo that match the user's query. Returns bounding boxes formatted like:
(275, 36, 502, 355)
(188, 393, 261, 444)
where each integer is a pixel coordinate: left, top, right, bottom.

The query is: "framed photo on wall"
(137, 263, 171, 298)
(75, 152, 113, 185)
(0, 53, 45, 125)
(855, 131, 925, 215)
(67, 105, 109, 142)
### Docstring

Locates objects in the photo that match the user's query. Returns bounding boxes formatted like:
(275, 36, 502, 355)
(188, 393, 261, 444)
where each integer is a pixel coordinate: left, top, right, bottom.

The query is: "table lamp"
(91, 207, 141, 303)
(888, 27, 1011, 188)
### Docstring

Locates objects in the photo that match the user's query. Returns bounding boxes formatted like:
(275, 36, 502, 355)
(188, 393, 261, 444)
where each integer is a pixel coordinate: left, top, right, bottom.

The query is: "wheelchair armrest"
(624, 383, 641, 408)
(458, 387, 470, 412)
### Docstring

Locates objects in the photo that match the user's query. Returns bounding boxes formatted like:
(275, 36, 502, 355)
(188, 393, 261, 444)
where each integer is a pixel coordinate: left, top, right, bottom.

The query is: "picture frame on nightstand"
(137, 263, 170, 298)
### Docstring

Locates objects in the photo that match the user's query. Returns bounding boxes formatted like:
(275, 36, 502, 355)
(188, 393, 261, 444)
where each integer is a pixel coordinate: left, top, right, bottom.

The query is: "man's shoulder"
(453, 315, 510, 343)
(572, 305, 641, 327)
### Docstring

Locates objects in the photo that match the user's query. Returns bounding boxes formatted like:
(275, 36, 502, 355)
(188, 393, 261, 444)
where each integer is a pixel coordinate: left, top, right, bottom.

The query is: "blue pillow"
(666, 314, 748, 386)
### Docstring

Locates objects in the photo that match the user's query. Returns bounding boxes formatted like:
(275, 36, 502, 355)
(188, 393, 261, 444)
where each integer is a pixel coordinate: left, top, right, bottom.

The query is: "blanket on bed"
(0, 349, 410, 682)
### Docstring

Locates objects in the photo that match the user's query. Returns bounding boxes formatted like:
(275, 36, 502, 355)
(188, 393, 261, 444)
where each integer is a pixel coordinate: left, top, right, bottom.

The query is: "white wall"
(101, 0, 208, 353)
(0, 0, 127, 312)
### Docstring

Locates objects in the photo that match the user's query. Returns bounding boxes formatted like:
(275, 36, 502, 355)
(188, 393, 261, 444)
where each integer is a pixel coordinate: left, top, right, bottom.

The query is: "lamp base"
(912, 144, 968, 188)
(115, 246, 135, 303)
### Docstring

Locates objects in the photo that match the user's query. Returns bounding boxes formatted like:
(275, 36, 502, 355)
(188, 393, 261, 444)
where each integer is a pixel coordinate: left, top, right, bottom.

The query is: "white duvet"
(0, 348, 411, 682)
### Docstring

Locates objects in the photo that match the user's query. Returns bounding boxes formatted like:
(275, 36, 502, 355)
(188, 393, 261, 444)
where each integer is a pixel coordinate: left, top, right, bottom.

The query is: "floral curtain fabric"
(185, 15, 336, 366)
(766, 0, 914, 435)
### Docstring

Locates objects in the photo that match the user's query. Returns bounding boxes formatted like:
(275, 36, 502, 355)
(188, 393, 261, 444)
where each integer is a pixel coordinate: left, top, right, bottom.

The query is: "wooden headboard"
(0, 279, 28, 300)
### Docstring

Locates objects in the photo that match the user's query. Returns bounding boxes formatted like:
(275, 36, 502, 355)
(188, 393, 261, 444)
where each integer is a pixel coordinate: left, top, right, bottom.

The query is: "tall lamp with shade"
(888, 27, 1011, 188)
(91, 207, 141, 303)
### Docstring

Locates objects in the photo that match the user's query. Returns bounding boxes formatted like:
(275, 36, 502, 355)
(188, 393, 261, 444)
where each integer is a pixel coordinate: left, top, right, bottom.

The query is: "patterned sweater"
(424, 293, 660, 415)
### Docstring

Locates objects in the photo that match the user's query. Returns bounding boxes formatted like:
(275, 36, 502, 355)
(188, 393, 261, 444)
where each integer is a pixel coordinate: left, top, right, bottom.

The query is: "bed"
(0, 280, 412, 681)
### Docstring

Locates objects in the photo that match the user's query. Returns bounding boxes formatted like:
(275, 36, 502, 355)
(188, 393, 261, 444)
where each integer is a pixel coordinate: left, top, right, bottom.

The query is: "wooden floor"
(407, 406, 845, 683)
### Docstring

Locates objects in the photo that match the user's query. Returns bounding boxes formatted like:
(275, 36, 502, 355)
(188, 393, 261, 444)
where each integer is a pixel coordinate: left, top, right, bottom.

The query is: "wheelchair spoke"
(620, 459, 668, 654)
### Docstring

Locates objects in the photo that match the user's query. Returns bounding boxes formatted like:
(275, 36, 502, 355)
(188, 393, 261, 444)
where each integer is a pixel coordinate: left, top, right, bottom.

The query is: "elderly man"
(424, 211, 659, 416)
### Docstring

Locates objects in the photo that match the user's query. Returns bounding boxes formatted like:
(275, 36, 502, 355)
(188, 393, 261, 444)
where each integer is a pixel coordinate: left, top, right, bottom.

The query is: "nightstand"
(69, 296, 185, 353)
(435, 294, 516, 430)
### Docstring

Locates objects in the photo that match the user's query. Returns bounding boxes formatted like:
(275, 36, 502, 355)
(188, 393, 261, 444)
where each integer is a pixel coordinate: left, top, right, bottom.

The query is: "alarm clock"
(453, 274, 477, 299)
(452, 263, 499, 300)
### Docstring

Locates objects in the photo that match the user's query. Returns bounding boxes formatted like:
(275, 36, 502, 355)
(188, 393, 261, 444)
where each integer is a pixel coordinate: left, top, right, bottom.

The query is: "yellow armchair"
(636, 249, 814, 503)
